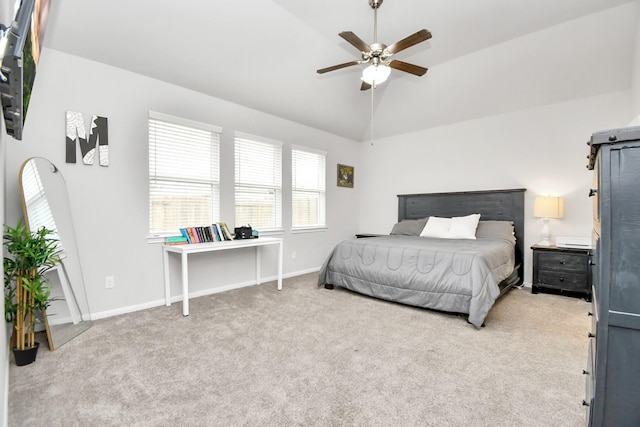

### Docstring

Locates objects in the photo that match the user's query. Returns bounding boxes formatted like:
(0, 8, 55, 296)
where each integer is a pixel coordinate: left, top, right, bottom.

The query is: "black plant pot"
(13, 342, 40, 366)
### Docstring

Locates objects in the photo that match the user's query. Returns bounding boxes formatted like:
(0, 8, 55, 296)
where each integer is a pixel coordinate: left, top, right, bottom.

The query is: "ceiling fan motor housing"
(369, 0, 383, 9)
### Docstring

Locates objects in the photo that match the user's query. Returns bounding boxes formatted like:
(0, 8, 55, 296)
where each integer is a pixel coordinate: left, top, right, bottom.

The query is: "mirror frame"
(18, 157, 92, 350)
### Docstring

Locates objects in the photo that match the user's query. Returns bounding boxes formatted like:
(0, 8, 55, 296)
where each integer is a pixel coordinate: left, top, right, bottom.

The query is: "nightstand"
(531, 245, 591, 301)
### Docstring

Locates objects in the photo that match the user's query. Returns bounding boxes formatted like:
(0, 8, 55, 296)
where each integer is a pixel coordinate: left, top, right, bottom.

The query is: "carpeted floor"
(9, 273, 590, 426)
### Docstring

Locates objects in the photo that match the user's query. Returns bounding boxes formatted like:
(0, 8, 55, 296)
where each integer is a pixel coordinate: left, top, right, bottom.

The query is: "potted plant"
(3, 220, 61, 366)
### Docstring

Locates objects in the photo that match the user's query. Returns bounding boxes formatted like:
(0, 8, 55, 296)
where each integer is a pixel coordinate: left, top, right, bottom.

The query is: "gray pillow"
(475, 220, 515, 243)
(390, 218, 428, 236)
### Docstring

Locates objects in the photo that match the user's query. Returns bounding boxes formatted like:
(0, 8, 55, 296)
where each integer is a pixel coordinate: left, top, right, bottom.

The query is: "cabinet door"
(610, 144, 640, 315)
(601, 326, 640, 426)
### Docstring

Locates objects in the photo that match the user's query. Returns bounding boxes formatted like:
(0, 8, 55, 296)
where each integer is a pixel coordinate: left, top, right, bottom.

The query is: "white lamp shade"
(533, 196, 565, 219)
(361, 64, 391, 85)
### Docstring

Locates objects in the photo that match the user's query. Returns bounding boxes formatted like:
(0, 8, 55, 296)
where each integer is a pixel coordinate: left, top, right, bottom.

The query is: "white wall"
(357, 91, 631, 284)
(4, 49, 361, 318)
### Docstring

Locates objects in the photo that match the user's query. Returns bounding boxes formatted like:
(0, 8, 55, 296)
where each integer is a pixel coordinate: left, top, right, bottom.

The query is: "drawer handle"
(559, 277, 564, 282)
(588, 332, 596, 338)
(583, 370, 590, 375)
(560, 260, 566, 265)
(588, 312, 593, 316)
(589, 188, 598, 197)
(582, 400, 590, 407)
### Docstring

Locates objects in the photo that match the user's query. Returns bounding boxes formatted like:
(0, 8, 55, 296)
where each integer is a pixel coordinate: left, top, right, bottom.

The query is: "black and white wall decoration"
(65, 111, 109, 166)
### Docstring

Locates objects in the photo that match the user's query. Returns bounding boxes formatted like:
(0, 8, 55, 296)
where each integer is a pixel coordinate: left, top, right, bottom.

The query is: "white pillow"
(419, 214, 481, 239)
(448, 214, 481, 239)
(420, 216, 452, 238)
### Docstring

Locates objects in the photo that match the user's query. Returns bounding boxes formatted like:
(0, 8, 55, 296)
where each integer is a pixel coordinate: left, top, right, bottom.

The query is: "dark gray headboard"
(398, 188, 526, 284)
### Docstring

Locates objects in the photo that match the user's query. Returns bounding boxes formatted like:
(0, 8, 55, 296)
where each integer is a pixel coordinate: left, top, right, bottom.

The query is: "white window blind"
(148, 112, 221, 235)
(292, 145, 326, 229)
(234, 132, 282, 231)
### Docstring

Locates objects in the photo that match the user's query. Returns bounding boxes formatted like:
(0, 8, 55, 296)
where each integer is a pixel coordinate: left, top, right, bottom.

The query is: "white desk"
(163, 237, 283, 316)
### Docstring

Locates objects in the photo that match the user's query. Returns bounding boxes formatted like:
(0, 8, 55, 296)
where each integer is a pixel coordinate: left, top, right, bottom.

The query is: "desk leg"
(277, 241, 283, 291)
(163, 248, 171, 307)
(181, 252, 189, 316)
(256, 246, 261, 285)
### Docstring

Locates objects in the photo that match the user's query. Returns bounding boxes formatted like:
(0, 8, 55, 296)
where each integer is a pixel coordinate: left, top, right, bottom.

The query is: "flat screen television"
(0, 0, 50, 140)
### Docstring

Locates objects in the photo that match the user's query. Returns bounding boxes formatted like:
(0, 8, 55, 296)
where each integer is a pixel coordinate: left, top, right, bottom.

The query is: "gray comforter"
(318, 235, 516, 328)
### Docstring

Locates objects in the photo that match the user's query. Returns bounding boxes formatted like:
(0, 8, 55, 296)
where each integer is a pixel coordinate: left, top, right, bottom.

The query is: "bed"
(318, 188, 526, 328)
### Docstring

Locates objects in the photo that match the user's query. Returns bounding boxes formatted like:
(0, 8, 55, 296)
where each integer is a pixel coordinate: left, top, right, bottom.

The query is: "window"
(148, 112, 221, 235)
(234, 132, 282, 231)
(292, 146, 326, 229)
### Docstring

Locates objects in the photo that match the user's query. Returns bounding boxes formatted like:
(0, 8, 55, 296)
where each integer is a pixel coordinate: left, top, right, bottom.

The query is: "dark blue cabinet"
(585, 126, 640, 427)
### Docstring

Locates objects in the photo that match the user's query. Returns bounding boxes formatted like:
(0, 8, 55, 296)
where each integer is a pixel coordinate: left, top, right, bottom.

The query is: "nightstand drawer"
(536, 251, 587, 273)
(537, 270, 588, 292)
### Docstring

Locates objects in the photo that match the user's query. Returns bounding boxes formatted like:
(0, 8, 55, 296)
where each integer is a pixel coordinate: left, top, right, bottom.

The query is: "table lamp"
(533, 196, 565, 246)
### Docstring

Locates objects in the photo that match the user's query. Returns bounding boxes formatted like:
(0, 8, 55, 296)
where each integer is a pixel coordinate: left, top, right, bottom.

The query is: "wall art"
(337, 164, 354, 188)
(65, 111, 109, 166)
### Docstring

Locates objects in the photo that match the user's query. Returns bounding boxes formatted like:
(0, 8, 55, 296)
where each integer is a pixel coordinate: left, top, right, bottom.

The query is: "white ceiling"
(42, 0, 637, 141)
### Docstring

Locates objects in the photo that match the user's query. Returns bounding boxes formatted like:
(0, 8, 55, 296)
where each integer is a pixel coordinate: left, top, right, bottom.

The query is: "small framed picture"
(337, 164, 354, 188)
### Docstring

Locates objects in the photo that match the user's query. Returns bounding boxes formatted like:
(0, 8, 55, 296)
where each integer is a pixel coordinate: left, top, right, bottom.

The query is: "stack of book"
(171, 222, 234, 244)
(164, 236, 189, 245)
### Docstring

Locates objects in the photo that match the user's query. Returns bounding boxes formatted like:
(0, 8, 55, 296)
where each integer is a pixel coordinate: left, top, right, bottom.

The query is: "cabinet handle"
(582, 400, 590, 407)
(589, 188, 597, 197)
(588, 312, 593, 316)
(559, 277, 565, 282)
(583, 370, 590, 375)
(588, 332, 596, 338)
(560, 260, 566, 265)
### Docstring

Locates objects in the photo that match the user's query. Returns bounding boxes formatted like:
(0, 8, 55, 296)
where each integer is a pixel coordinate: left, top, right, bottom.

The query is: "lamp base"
(538, 218, 552, 246)
(537, 238, 553, 246)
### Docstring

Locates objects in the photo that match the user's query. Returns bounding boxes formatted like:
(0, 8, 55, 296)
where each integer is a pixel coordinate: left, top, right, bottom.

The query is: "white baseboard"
(90, 267, 321, 321)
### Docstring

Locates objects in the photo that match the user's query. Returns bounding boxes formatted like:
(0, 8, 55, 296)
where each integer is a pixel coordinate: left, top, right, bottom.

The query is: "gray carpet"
(9, 273, 590, 426)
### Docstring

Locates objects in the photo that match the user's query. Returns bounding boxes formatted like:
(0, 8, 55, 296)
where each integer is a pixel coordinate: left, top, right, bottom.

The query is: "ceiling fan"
(317, 0, 432, 91)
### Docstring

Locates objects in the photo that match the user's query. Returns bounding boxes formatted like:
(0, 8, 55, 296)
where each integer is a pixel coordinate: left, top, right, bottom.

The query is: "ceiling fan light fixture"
(361, 64, 391, 85)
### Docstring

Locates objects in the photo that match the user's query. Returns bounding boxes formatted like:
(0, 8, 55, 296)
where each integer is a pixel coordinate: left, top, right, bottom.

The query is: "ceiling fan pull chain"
(370, 83, 375, 146)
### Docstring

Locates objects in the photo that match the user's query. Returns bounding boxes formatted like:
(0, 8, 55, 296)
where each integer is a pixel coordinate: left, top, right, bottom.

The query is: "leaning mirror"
(19, 157, 92, 350)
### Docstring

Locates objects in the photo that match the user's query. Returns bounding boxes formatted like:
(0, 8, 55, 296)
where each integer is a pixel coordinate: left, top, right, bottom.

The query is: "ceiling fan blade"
(385, 29, 432, 55)
(339, 31, 371, 53)
(317, 60, 361, 74)
(360, 81, 372, 91)
(389, 60, 428, 76)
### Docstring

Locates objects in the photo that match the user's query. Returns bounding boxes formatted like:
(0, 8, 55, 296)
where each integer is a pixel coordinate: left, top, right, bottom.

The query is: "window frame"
(148, 111, 222, 240)
(233, 131, 283, 234)
(291, 144, 327, 232)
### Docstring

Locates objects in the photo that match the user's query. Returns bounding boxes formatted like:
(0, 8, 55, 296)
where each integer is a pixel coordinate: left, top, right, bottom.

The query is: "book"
(179, 228, 192, 243)
(188, 227, 199, 243)
(208, 225, 215, 241)
(203, 226, 213, 242)
(166, 240, 189, 245)
(213, 223, 223, 241)
(217, 222, 234, 240)
(166, 236, 188, 243)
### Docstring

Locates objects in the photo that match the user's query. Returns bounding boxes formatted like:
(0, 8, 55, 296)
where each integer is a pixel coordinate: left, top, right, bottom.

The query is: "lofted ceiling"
(42, 0, 636, 141)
